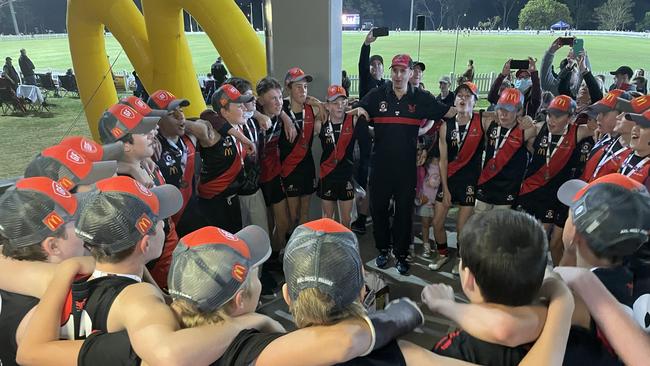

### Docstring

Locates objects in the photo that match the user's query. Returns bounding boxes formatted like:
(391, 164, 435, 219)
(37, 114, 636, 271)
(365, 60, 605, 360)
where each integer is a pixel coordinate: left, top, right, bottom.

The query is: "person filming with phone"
(358, 28, 388, 99)
(541, 37, 591, 97)
(488, 58, 541, 118)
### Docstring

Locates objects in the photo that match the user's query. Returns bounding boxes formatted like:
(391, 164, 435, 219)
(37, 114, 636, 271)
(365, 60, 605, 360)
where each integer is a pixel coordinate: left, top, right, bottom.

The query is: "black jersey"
(443, 114, 484, 182)
(319, 116, 367, 181)
(198, 134, 245, 198)
(239, 118, 264, 195)
(280, 101, 316, 174)
(0, 290, 39, 366)
(78, 330, 141, 366)
(434, 330, 531, 366)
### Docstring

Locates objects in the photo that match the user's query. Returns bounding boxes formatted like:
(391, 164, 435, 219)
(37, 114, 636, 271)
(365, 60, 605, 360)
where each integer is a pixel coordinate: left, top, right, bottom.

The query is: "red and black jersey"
(0, 290, 39, 366)
(358, 84, 450, 171)
(433, 330, 531, 366)
(197, 134, 245, 199)
(239, 118, 264, 196)
(477, 121, 529, 205)
(319, 115, 367, 180)
(280, 101, 316, 178)
(156, 134, 197, 224)
(618, 153, 650, 186)
(444, 112, 484, 182)
(519, 123, 582, 196)
(260, 115, 282, 183)
(581, 138, 632, 182)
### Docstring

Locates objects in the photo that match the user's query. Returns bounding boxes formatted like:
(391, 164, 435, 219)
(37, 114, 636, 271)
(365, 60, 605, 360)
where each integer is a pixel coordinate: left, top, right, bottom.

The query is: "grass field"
(0, 32, 648, 178)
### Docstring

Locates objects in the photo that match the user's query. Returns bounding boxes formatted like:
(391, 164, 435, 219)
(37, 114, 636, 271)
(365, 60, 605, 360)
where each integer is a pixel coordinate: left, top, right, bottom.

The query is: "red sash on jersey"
(448, 112, 483, 177)
(281, 104, 315, 178)
(581, 144, 633, 183)
(260, 137, 281, 183)
(624, 160, 650, 184)
(171, 135, 196, 225)
(478, 127, 525, 185)
(320, 115, 355, 178)
(197, 140, 245, 199)
(520, 124, 578, 195)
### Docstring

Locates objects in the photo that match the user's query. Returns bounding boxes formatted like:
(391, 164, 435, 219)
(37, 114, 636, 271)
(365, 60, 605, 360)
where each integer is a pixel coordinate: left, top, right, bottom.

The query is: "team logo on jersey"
(545, 210, 554, 219)
(43, 211, 65, 231)
(232, 263, 248, 282)
(466, 186, 474, 196)
(580, 144, 591, 154)
(223, 137, 233, 147)
(490, 128, 498, 139)
(379, 101, 388, 112)
(395, 110, 400, 116)
(408, 104, 416, 113)
(346, 181, 353, 190)
(540, 136, 548, 148)
(506, 194, 515, 202)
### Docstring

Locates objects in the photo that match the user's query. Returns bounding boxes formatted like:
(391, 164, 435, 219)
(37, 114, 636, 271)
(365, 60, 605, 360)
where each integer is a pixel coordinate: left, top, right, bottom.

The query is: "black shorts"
(516, 191, 566, 226)
(282, 165, 317, 197)
(260, 175, 285, 206)
(198, 194, 242, 233)
(435, 176, 477, 207)
(318, 177, 355, 201)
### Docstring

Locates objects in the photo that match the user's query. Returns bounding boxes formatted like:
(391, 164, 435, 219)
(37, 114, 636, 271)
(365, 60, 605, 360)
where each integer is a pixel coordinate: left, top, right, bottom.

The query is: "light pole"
(409, 0, 414, 31)
(451, 13, 466, 83)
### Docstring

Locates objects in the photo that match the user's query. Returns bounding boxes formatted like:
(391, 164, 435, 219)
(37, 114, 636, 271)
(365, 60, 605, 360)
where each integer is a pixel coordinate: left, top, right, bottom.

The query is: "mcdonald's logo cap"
(0, 177, 79, 249)
(454, 82, 479, 99)
(98, 104, 160, 144)
(24, 145, 117, 190)
(547, 95, 576, 116)
(58, 136, 124, 162)
(168, 225, 271, 312)
(327, 85, 347, 102)
(211, 84, 254, 110)
(590, 89, 632, 114)
(625, 109, 650, 129)
(285, 67, 313, 86)
(390, 54, 414, 70)
(120, 96, 167, 118)
(75, 176, 182, 254)
(148, 90, 190, 112)
(616, 95, 650, 114)
(496, 88, 524, 112)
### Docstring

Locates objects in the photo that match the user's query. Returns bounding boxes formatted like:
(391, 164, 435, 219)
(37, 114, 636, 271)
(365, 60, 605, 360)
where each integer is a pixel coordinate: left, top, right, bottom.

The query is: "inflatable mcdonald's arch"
(67, 0, 266, 140)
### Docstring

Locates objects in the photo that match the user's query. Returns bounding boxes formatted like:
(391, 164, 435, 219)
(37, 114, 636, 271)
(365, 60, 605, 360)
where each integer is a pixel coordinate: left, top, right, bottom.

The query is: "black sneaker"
(375, 250, 390, 268)
(396, 259, 410, 275)
(351, 218, 367, 235)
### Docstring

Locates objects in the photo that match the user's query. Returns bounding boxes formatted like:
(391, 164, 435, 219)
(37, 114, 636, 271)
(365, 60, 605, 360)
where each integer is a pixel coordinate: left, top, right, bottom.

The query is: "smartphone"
(559, 37, 575, 46)
(510, 59, 530, 70)
(572, 38, 584, 55)
(372, 27, 389, 37)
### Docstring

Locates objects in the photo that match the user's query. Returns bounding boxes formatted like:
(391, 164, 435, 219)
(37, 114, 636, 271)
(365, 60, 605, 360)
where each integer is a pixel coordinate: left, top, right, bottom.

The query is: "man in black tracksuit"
(358, 54, 456, 275)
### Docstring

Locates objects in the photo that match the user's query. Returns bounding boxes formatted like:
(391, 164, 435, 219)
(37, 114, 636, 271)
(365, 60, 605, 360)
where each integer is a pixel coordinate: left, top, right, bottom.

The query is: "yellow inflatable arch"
(67, 0, 266, 140)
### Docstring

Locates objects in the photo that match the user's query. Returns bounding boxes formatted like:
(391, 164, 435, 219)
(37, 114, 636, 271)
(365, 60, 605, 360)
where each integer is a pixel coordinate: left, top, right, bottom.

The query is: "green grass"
(0, 32, 648, 179)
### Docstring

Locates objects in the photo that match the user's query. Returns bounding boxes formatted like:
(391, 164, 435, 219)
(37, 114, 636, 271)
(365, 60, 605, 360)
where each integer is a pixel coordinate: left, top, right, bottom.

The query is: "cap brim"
(590, 103, 614, 114)
(390, 64, 410, 69)
(290, 75, 313, 84)
(77, 160, 117, 186)
(327, 93, 347, 102)
(439, 79, 450, 84)
(130, 116, 160, 135)
(414, 62, 426, 71)
(235, 94, 255, 104)
(557, 179, 588, 206)
(455, 84, 477, 97)
(236, 225, 271, 267)
(100, 141, 124, 161)
(578, 107, 598, 119)
(168, 99, 191, 111)
(626, 113, 650, 128)
(547, 108, 570, 117)
(496, 104, 517, 113)
(147, 109, 168, 117)
(150, 184, 182, 219)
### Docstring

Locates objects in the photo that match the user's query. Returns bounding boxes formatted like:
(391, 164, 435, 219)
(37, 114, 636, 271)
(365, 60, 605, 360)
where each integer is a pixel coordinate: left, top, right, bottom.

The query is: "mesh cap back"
(283, 219, 364, 310)
(0, 177, 78, 248)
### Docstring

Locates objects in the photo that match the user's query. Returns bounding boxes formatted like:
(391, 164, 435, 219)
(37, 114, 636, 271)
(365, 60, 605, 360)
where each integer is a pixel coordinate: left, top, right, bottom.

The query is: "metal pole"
(8, 0, 20, 35)
(451, 13, 466, 78)
(263, 0, 273, 75)
(249, 3, 254, 26)
(409, 0, 414, 31)
(417, 31, 421, 61)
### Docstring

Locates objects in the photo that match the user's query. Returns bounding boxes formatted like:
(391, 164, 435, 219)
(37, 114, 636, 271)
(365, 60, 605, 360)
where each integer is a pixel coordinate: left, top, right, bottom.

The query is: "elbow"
(15, 347, 34, 366)
(149, 347, 193, 366)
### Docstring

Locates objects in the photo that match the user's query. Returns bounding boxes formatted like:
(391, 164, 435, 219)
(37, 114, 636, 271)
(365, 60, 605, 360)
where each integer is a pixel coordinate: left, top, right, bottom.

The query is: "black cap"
(413, 61, 426, 71)
(369, 55, 383, 65)
(610, 66, 634, 79)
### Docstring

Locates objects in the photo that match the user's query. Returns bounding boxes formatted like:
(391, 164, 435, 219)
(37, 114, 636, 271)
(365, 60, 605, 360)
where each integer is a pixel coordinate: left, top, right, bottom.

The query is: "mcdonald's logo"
(224, 148, 233, 156)
(231, 263, 248, 283)
(135, 214, 154, 235)
(58, 177, 75, 190)
(111, 127, 124, 139)
(505, 92, 518, 102)
(555, 98, 567, 107)
(67, 0, 265, 141)
(43, 211, 65, 231)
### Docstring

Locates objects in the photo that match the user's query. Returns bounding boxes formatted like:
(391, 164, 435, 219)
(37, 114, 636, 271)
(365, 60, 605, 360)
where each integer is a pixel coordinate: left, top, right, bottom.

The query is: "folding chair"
(59, 75, 79, 97)
(37, 73, 61, 98)
(0, 87, 28, 115)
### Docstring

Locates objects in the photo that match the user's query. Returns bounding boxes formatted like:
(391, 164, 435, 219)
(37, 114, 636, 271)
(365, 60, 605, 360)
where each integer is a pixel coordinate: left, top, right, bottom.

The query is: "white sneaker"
(422, 243, 432, 258)
(451, 258, 460, 275)
(428, 254, 449, 270)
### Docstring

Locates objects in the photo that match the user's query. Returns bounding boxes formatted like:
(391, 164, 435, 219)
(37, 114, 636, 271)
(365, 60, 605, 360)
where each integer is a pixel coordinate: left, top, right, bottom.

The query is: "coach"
(358, 54, 457, 275)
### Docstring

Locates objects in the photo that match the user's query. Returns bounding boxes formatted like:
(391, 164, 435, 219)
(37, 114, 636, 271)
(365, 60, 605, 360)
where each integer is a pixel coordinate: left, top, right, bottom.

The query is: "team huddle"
(1, 30, 650, 365)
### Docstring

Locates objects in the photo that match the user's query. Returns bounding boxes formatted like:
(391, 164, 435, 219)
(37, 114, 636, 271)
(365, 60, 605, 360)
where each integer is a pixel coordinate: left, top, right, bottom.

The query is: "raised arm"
(184, 119, 220, 148)
(422, 283, 546, 347)
(519, 277, 575, 366)
(488, 61, 509, 105)
(358, 30, 375, 98)
(528, 58, 542, 117)
(540, 39, 562, 93)
(555, 266, 650, 366)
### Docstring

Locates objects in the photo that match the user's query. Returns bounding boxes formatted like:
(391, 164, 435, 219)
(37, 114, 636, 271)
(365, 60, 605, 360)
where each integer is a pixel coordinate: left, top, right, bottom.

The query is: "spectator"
(341, 70, 351, 96)
(571, 54, 603, 109)
(488, 58, 541, 118)
(132, 70, 149, 101)
(409, 61, 426, 90)
(541, 38, 590, 96)
(358, 29, 386, 99)
(436, 76, 455, 107)
(18, 49, 35, 85)
(632, 76, 647, 95)
(3, 57, 20, 90)
(609, 66, 636, 92)
(462, 59, 475, 82)
(211, 56, 228, 87)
